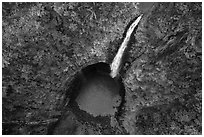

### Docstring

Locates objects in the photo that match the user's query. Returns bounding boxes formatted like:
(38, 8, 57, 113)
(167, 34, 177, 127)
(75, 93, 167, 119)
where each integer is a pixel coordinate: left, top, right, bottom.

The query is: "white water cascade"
(110, 15, 143, 78)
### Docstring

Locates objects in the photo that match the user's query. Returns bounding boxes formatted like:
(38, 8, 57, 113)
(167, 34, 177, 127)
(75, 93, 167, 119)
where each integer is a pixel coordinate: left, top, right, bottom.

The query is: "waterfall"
(110, 15, 143, 78)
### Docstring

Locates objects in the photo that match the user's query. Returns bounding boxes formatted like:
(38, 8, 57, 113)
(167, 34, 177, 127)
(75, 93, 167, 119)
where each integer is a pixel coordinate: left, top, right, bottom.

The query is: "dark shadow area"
(50, 62, 126, 134)
(69, 62, 126, 121)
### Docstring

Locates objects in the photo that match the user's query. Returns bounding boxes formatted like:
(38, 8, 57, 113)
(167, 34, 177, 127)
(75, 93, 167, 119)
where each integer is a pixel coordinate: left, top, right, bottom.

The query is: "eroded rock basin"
(51, 63, 126, 134)
(64, 62, 126, 134)
(76, 72, 121, 117)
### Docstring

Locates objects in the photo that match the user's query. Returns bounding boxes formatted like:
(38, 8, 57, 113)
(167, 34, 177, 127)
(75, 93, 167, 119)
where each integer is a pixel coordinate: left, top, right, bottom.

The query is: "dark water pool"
(69, 62, 125, 125)
(50, 63, 126, 134)
(76, 72, 121, 117)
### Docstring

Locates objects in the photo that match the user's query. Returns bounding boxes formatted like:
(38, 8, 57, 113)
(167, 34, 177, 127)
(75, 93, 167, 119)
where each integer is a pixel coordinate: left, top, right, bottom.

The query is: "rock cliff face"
(2, 2, 201, 135)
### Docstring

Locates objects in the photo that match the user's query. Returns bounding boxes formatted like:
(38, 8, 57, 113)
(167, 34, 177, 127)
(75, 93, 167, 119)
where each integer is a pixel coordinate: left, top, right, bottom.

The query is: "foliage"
(2, 2, 140, 134)
(2, 2, 201, 135)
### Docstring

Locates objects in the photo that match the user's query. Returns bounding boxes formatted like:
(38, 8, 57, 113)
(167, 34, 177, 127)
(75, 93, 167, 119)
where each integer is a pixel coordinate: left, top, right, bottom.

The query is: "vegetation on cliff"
(2, 2, 201, 134)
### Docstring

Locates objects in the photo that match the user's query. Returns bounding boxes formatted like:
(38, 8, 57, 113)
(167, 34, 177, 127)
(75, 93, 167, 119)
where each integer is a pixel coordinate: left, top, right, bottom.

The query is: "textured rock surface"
(2, 2, 201, 135)
(122, 2, 202, 135)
